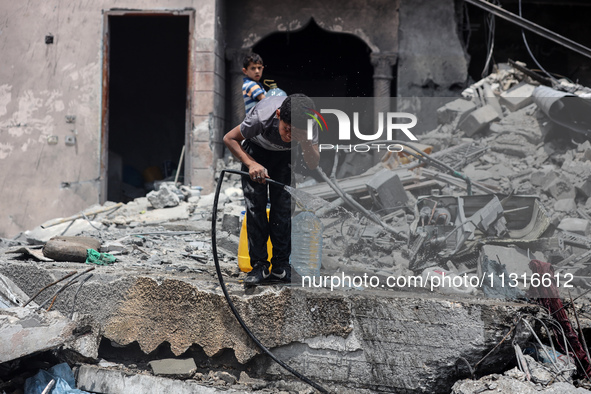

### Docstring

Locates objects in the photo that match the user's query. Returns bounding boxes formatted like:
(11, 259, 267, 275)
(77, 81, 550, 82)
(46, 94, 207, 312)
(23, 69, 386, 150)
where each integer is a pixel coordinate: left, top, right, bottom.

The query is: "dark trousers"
(241, 140, 292, 269)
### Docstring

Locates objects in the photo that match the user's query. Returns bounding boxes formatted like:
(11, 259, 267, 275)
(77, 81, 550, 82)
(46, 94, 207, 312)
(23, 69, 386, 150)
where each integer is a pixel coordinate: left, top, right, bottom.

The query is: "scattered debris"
(2, 60, 591, 393)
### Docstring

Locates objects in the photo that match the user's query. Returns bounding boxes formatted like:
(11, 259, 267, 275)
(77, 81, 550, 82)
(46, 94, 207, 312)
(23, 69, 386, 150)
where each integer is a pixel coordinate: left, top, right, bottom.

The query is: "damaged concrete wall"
(225, 0, 397, 52)
(397, 0, 469, 97)
(0, 0, 222, 238)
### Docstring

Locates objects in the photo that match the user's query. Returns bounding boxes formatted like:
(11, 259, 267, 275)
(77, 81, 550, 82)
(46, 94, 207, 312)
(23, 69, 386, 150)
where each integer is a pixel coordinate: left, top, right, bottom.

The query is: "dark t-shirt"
(240, 96, 319, 151)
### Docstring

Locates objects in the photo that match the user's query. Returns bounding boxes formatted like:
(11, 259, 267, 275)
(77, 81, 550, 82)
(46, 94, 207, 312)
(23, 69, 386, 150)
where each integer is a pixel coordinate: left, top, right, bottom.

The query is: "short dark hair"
(243, 53, 263, 69)
(278, 94, 315, 126)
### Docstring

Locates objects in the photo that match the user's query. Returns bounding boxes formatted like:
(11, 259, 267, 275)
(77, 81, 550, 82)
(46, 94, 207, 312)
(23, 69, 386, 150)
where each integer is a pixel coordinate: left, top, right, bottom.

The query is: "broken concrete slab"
(119, 203, 191, 226)
(488, 104, 544, 144)
(459, 104, 500, 137)
(77, 365, 242, 394)
(0, 259, 540, 393)
(149, 358, 197, 378)
(461, 164, 495, 182)
(0, 272, 32, 308)
(540, 170, 560, 189)
(0, 307, 78, 363)
(5, 246, 52, 262)
(554, 198, 577, 213)
(437, 98, 477, 125)
(500, 83, 536, 112)
(22, 219, 105, 245)
(482, 82, 504, 118)
(558, 218, 591, 236)
(100, 241, 127, 254)
(62, 313, 102, 363)
(489, 134, 536, 158)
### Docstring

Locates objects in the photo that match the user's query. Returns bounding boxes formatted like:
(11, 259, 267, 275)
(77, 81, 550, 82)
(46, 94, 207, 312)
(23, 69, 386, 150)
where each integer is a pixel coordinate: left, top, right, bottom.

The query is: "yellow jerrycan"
(237, 209, 273, 272)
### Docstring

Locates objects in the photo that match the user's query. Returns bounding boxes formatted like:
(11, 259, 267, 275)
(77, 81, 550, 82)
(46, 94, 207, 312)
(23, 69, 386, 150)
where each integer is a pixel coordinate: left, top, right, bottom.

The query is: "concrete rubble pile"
(1, 61, 591, 393)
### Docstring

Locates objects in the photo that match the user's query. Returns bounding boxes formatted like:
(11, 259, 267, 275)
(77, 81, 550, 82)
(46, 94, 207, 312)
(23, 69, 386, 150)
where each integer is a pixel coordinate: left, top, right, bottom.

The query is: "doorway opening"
(103, 13, 191, 202)
(253, 18, 374, 98)
(251, 19, 375, 180)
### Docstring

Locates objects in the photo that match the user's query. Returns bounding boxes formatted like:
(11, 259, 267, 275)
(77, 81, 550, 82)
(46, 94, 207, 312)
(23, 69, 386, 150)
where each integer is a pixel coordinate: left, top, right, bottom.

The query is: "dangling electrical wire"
(481, 0, 499, 78)
(518, 0, 560, 85)
(462, 2, 472, 52)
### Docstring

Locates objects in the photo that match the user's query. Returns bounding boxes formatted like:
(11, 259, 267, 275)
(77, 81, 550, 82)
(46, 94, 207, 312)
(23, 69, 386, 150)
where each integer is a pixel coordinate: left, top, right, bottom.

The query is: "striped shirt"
(242, 77, 266, 114)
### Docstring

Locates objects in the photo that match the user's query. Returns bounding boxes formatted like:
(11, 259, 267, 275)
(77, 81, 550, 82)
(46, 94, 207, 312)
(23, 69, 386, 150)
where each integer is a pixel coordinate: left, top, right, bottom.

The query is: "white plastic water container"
(267, 87, 287, 97)
(291, 211, 323, 277)
(264, 80, 287, 97)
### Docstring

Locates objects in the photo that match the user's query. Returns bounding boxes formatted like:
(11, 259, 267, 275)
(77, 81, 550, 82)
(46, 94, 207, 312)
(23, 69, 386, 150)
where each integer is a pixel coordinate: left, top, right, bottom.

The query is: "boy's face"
(278, 120, 292, 142)
(242, 62, 264, 82)
(276, 110, 292, 142)
(276, 109, 306, 143)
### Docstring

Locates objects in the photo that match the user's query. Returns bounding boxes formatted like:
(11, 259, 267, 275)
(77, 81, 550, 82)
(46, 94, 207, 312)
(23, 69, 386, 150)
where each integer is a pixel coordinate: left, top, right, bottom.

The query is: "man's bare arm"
(292, 128, 320, 169)
(222, 126, 268, 183)
(300, 139, 320, 169)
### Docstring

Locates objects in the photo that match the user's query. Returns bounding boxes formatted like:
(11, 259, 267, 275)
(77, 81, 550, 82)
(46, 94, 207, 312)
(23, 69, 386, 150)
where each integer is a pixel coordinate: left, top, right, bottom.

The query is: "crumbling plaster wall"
(225, 0, 398, 52)
(0, 0, 222, 238)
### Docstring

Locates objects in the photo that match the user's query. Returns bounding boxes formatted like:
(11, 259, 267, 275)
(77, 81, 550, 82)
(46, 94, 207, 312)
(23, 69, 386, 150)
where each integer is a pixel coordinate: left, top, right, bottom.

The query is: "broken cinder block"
(149, 358, 197, 378)
(459, 104, 500, 137)
(500, 83, 536, 112)
(437, 98, 477, 125)
(547, 178, 576, 200)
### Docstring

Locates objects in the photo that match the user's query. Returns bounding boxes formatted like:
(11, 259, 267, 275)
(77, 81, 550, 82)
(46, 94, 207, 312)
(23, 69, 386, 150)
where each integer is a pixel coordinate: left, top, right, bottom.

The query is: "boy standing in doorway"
(242, 53, 266, 114)
(223, 94, 320, 284)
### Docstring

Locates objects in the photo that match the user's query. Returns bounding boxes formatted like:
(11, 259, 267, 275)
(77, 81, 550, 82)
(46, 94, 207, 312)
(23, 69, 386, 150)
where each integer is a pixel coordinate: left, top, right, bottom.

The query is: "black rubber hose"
(211, 169, 329, 394)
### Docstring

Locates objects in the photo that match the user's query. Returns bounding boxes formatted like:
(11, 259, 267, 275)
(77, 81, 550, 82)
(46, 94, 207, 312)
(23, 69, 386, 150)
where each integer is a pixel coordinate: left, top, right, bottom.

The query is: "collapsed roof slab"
(0, 260, 539, 392)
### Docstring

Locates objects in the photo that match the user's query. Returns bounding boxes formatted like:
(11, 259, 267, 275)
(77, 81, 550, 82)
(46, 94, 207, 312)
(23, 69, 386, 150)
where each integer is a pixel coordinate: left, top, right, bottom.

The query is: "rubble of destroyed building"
(2, 61, 591, 393)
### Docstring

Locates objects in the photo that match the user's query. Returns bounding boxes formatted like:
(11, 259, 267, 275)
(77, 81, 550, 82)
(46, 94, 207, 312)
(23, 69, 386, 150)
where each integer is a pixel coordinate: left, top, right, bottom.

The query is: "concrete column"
(371, 52, 397, 99)
(371, 52, 397, 155)
(225, 48, 250, 130)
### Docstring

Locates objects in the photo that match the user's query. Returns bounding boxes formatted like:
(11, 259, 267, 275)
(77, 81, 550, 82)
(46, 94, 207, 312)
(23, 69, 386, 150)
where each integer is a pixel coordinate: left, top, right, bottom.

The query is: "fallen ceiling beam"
(465, 0, 591, 60)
